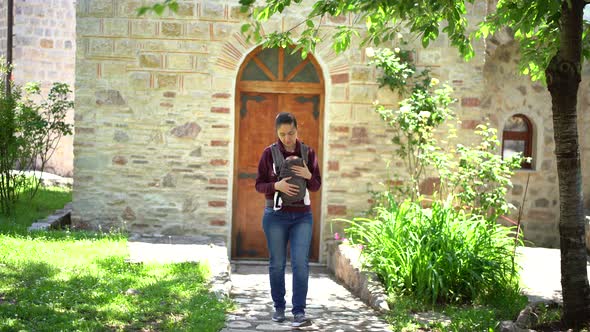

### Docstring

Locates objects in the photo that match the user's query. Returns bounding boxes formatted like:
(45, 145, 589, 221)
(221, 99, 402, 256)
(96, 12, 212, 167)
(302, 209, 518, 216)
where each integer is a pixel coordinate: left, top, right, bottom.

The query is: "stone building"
(0, 0, 76, 176)
(2, 0, 589, 262)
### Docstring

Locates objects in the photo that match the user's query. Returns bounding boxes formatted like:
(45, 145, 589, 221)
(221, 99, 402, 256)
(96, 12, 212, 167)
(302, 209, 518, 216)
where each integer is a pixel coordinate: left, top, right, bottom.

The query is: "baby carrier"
(269, 143, 311, 210)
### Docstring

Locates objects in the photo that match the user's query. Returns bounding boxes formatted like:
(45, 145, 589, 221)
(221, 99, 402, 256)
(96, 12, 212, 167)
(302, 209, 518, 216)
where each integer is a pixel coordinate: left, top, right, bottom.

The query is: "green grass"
(0, 186, 232, 331)
(0, 231, 232, 331)
(384, 290, 528, 332)
(0, 185, 72, 233)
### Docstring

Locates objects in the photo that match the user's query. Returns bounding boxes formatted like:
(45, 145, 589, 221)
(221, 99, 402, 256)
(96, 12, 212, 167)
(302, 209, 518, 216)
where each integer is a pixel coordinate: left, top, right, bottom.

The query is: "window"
(502, 114, 533, 169)
(240, 47, 320, 83)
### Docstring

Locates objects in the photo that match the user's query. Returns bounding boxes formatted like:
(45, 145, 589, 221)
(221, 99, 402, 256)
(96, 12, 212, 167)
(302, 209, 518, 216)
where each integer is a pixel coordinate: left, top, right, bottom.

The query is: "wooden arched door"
(232, 47, 324, 261)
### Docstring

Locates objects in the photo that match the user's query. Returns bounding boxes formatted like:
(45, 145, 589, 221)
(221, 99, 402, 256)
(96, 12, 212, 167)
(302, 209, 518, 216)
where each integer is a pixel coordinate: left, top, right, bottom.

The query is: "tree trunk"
(545, 0, 590, 326)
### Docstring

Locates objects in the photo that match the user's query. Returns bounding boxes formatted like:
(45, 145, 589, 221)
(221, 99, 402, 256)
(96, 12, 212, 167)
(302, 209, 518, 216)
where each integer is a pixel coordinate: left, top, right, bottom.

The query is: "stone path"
(517, 246, 590, 303)
(126, 236, 589, 331)
(222, 263, 392, 332)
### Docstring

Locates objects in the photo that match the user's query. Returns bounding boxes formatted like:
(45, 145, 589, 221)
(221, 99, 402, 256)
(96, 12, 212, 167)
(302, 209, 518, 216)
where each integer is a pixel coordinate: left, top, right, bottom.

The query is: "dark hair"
(275, 112, 297, 129)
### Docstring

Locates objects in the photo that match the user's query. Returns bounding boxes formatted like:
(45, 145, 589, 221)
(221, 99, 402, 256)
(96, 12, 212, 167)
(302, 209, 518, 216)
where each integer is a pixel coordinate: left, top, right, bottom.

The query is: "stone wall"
(72, 0, 588, 260)
(482, 41, 560, 247)
(0, 1, 6, 57)
(11, 0, 76, 176)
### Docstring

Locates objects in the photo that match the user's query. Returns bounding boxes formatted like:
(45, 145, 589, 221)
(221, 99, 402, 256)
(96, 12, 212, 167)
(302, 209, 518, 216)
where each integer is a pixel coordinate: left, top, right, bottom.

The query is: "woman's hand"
(274, 177, 299, 196)
(291, 160, 312, 180)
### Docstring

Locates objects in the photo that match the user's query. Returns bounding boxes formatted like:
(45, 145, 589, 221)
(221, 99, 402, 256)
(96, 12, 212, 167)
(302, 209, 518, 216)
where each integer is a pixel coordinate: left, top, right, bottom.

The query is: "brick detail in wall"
(330, 144, 347, 149)
(210, 159, 228, 166)
(210, 219, 226, 226)
(213, 92, 231, 99)
(40, 39, 54, 48)
(331, 73, 349, 84)
(461, 120, 480, 130)
(209, 178, 228, 185)
(211, 107, 230, 113)
(461, 97, 480, 107)
(328, 161, 339, 171)
(328, 205, 347, 215)
(331, 126, 349, 133)
(208, 201, 226, 207)
(211, 140, 229, 146)
(351, 127, 369, 144)
(216, 33, 248, 71)
(112, 156, 128, 165)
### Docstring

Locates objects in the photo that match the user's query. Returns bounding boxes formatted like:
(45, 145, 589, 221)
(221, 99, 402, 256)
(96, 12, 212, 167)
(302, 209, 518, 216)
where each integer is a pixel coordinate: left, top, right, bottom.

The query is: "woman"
(255, 112, 321, 327)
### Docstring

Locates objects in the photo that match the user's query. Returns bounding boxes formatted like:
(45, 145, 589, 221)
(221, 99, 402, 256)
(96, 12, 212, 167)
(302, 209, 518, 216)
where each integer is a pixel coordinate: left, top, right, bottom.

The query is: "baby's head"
(280, 155, 304, 176)
(284, 156, 303, 166)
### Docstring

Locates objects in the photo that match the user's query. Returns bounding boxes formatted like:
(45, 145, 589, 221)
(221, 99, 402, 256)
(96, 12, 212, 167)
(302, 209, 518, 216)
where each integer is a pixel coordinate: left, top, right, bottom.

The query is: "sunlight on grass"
(0, 185, 72, 233)
(0, 231, 231, 331)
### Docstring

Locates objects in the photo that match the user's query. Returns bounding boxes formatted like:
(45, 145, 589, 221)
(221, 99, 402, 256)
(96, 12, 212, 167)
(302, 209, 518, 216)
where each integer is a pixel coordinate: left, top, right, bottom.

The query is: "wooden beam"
(238, 81, 323, 94)
(278, 47, 284, 81)
(285, 58, 309, 82)
(252, 57, 277, 81)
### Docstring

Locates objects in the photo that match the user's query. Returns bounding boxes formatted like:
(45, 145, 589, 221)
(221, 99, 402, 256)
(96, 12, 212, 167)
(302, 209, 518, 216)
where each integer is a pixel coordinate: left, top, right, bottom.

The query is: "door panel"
(234, 93, 278, 259)
(233, 92, 322, 261)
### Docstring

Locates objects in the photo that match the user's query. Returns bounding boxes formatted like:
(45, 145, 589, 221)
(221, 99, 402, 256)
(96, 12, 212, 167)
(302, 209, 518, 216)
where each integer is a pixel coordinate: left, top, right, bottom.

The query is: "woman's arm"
(255, 148, 276, 195)
(305, 147, 321, 192)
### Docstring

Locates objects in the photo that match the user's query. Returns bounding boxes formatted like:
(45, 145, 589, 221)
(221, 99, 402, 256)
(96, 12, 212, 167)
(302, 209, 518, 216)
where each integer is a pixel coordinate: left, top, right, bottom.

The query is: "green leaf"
(153, 4, 165, 16)
(241, 23, 251, 33)
(168, 2, 179, 13)
(136, 6, 149, 16)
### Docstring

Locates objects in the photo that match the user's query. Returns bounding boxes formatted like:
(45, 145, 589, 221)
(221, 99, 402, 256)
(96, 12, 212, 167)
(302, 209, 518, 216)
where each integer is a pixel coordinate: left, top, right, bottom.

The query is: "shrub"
(340, 199, 521, 305)
(368, 48, 523, 220)
(0, 60, 73, 216)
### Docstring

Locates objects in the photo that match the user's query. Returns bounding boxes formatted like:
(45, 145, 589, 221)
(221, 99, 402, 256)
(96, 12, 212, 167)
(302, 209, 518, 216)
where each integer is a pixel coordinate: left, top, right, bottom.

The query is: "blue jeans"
(262, 207, 313, 315)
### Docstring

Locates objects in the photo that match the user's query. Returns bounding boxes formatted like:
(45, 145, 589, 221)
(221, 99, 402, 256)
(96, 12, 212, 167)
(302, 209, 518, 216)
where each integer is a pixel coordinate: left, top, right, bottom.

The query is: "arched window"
(502, 114, 533, 169)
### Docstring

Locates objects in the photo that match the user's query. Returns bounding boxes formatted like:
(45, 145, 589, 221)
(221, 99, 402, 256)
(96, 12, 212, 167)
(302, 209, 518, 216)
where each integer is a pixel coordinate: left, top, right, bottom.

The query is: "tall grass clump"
(341, 199, 521, 305)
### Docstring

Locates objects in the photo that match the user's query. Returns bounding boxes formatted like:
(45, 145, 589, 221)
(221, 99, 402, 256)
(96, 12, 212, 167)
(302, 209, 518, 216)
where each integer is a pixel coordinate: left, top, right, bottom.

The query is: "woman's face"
(277, 123, 297, 151)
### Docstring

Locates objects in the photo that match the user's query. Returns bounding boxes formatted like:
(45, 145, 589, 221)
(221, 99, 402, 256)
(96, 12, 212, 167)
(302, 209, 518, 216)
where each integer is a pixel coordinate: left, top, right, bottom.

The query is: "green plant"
(369, 48, 523, 220)
(369, 48, 455, 201)
(445, 124, 525, 221)
(0, 61, 21, 215)
(0, 60, 73, 216)
(137, 0, 179, 16)
(384, 291, 526, 332)
(338, 199, 522, 305)
(0, 231, 232, 331)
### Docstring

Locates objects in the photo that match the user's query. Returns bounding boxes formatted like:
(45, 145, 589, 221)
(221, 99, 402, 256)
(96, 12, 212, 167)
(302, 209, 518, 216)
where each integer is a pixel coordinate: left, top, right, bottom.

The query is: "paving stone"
(227, 321, 253, 328)
(255, 323, 293, 331)
(227, 263, 392, 331)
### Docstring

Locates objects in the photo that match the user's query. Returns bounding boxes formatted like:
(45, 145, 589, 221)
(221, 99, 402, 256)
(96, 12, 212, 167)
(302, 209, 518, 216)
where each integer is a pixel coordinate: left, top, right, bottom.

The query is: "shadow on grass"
(0, 255, 229, 331)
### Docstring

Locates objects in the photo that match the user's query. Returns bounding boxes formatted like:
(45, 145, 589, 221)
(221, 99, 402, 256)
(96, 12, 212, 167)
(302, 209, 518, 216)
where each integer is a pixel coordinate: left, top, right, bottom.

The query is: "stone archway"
(231, 46, 325, 261)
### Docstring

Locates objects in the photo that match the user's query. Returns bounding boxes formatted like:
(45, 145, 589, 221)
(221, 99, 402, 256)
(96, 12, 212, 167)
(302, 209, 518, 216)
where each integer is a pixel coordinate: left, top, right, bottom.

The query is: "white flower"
(419, 111, 431, 118)
(365, 47, 375, 58)
(430, 78, 440, 86)
(394, 47, 400, 53)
